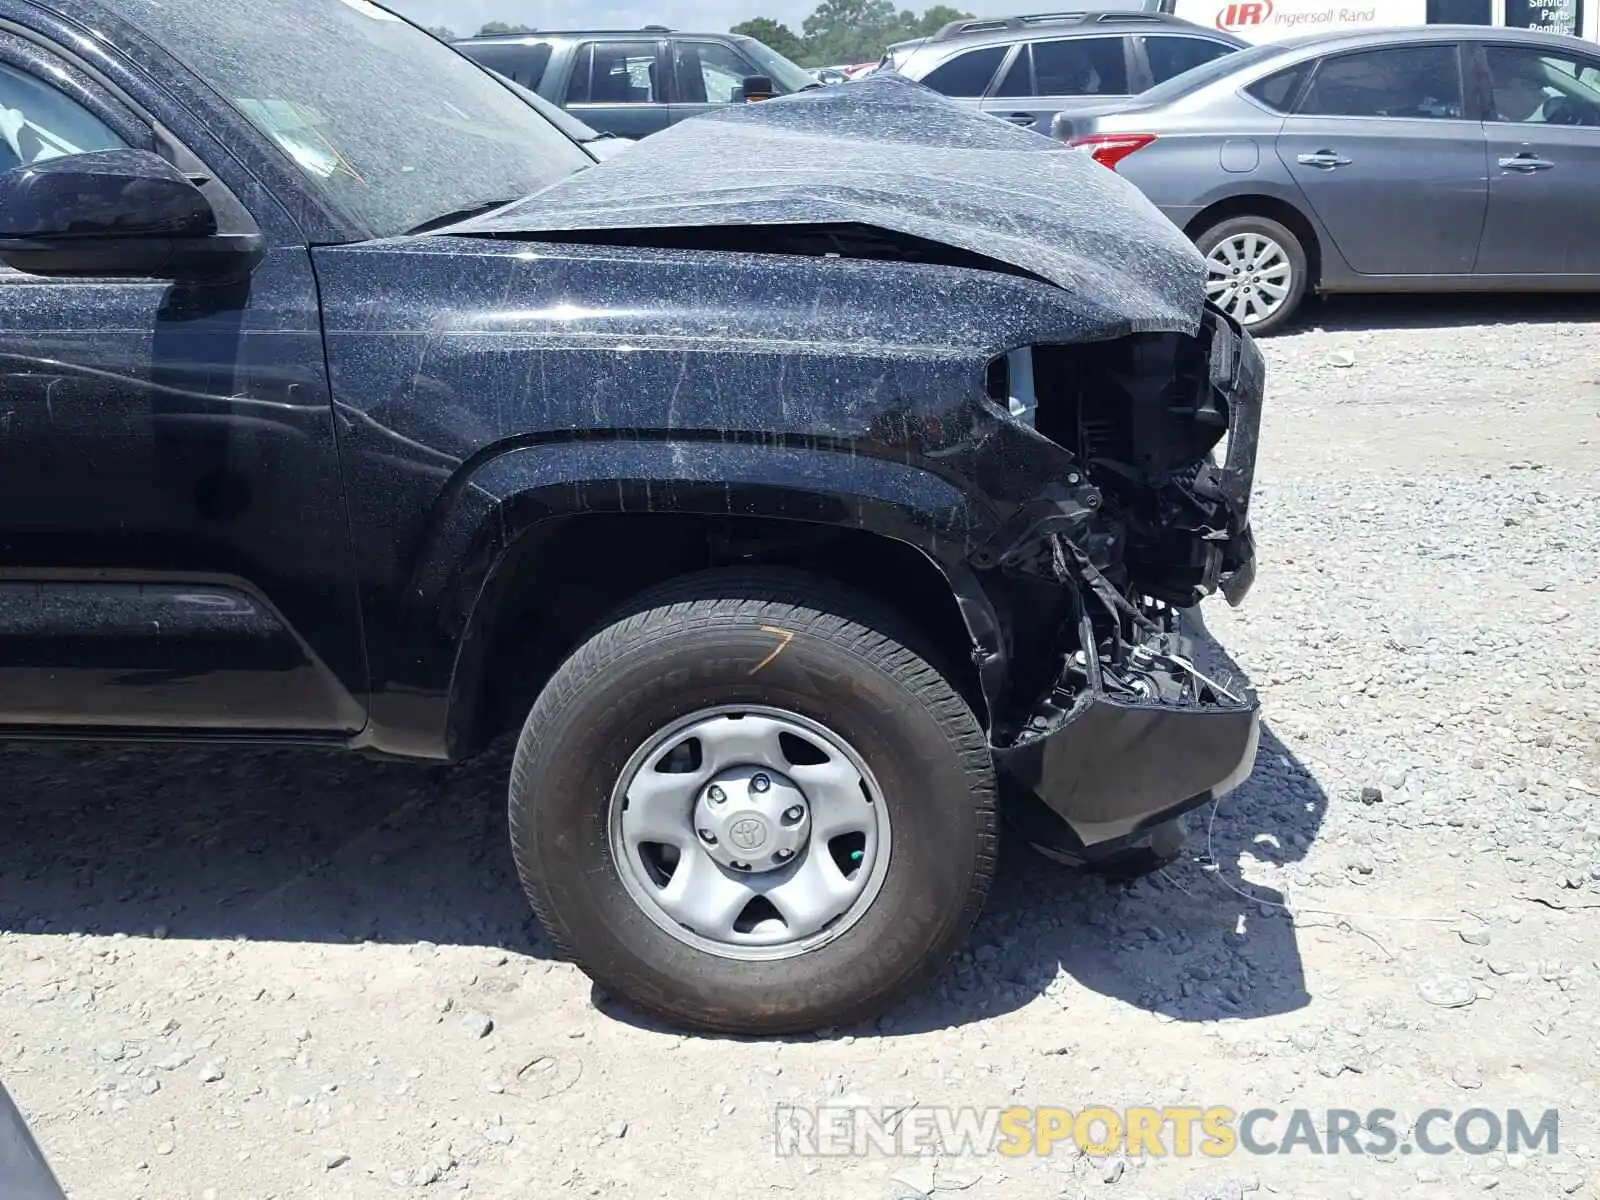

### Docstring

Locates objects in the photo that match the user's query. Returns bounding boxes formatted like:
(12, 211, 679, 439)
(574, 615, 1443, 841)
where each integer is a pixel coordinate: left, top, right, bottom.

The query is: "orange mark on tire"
(749, 626, 796, 675)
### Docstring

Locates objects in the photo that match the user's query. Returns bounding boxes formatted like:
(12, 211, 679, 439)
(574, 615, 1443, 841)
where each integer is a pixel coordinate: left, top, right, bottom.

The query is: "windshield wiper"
(405, 197, 518, 236)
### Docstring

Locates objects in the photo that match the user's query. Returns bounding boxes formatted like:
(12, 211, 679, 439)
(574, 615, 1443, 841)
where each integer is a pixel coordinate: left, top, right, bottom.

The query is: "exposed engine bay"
(974, 308, 1264, 853)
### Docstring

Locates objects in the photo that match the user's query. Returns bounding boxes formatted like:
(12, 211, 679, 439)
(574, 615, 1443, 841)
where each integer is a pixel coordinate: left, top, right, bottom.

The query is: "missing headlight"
(1005, 346, 1036, 428)
(985, 347, 1037, 428)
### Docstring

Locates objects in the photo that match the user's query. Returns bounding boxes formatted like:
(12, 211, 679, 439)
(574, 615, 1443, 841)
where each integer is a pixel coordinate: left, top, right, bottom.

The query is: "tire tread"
(507, 568, 997, 1034)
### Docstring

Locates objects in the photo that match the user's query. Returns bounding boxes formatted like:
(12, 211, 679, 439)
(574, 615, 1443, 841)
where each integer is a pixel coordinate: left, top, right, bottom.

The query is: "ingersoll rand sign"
(1172, 0, 1428, 39)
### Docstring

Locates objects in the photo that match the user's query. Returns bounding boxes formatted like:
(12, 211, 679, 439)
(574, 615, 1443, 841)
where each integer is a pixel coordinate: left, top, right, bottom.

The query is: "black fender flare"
(403, 438, 1010, 758)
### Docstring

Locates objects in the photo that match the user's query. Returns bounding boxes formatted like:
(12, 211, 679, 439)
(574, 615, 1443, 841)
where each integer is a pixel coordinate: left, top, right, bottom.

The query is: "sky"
(387, 0, 818, 37)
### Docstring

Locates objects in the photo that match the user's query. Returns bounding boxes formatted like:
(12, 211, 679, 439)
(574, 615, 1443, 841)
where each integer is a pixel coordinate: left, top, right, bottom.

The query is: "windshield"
(1135, 40, 1289, 105)
(114, 0, 593, 240)
(501, 75, 606, 147)
(731, 36, 819, 94)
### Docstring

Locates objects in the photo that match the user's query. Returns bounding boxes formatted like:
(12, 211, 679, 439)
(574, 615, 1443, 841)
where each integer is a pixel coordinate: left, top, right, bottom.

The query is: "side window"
(0, 61, 125, 175)
(917, 45, 1007, 97)
(1144, 36, 1237, 86)
(1030, 37, 1129, 97)
(1484, 45, 1600, 125)
(994, 47, 1032, 97)
(1244, 62, 1310, 112)
(459, 41, 553, 90)
(1298, 45, 1464, 119)
(674, 40, 763, 104)
(566, 41, 660, 105)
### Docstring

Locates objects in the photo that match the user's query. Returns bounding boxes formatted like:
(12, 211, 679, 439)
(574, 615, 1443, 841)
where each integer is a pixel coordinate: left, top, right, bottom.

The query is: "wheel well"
(452, 513, 983, 758)
(1185, 195, 1323, 292)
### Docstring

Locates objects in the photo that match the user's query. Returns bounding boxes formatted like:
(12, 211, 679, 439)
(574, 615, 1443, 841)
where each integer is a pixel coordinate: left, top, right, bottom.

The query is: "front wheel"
(1195, 214, 1308, 337)
(508, 569, 998, 1035)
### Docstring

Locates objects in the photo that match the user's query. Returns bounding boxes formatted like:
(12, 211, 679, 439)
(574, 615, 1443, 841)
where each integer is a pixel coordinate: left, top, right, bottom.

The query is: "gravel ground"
(3, 295, 1599, 1200)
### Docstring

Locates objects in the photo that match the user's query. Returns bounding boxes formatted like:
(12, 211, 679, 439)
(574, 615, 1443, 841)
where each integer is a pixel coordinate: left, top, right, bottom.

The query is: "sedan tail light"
(1066, 133, 1157, 171)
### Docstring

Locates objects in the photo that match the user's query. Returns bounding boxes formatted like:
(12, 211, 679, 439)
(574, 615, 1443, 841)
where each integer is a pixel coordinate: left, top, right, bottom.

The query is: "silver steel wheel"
(1205, 232, 1294, 326)
(608, 705, 892, 962)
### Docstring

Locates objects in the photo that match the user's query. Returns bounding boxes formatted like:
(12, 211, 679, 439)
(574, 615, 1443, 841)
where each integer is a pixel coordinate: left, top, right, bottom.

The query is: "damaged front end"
(972, 305, 1264, 857)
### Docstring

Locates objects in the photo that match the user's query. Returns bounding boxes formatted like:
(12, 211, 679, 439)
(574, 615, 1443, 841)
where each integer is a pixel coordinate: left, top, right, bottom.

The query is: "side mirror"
(740, 74, 776, 102)
(0, 148, 259, 280)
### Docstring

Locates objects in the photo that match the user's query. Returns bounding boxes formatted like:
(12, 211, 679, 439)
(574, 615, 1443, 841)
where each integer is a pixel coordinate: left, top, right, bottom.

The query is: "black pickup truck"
(0, 0, 1263, 1034)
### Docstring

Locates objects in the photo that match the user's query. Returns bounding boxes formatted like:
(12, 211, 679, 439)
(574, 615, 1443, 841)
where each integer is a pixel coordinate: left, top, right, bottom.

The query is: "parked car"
(501, 75, 635, 160)
(878, 9, 1247, 133)
(1056, 25, 1600, 334)
(0, 0, 1264, 1036)
(454, 27, 819, 138)
(0, 1083, 66, 1200)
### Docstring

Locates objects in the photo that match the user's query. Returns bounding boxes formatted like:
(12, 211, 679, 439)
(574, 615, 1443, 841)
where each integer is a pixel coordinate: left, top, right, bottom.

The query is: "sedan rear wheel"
(1196, 214, 1308, 336)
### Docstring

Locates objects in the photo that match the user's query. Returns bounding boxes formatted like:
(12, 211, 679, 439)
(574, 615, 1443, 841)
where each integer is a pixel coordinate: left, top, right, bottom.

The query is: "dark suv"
(455, 27, 818, 138)
(0, 0, 1264, 1036)
(880, 10, 1247, 134)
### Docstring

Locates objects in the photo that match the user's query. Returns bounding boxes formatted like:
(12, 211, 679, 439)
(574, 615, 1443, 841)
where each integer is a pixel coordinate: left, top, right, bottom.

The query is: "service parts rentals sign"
(1174, 0, 1428, 41)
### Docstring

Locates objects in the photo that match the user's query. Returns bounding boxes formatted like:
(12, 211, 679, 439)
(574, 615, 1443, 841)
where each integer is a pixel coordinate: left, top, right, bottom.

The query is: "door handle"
(1498, 153, 1554, 172)
(1296, 150, 1352, 168)
(1001, 112, 1036, 125)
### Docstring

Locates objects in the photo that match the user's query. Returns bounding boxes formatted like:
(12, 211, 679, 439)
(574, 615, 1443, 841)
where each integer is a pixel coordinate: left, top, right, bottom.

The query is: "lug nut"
(783, 806, 805, 823)
(730, 861, 751, 872)
(774, 848, 794, 862)
(750, 773, 771, 793)
(708, 785, 726, 804)
(697, 828, 717, 845)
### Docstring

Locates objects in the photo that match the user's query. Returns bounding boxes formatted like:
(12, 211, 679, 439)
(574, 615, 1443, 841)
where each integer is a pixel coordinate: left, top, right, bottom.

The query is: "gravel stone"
(1417, 976, 1476, 1008)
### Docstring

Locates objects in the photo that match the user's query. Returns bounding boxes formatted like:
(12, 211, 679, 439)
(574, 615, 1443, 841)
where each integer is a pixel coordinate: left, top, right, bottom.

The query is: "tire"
(508, 567, 998, 1035)
(1194, 214, 1309, 337)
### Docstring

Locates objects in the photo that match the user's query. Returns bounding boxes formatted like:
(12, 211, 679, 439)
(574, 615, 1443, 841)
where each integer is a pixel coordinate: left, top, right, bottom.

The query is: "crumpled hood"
(453, 72, 1208, 340)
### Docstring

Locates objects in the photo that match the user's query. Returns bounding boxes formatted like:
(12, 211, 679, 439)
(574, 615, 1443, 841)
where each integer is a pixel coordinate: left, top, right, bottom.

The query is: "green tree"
(908, 4, 971, 36)
(424, 24, 456, 38)
(730, 17, 807, 64)
(733, 3, 975, 67)
(476, 21, 536, 35)
(801, 0, 900, 64)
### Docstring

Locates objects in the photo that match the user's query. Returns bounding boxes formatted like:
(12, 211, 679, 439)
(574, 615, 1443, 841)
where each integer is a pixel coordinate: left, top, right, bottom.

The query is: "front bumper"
(997, 685, 1260, 848)
(981, 308, 1265, 850)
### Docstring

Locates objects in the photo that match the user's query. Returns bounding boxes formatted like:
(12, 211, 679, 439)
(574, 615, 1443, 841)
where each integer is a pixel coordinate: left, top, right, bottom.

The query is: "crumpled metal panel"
(455, 73, 1207, 341)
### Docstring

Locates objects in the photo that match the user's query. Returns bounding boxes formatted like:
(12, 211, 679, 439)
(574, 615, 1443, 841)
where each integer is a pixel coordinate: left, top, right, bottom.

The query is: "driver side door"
(1473, 41, 1600, 277)
(0, 30, 367, 734)
(669, 38, 771, 124)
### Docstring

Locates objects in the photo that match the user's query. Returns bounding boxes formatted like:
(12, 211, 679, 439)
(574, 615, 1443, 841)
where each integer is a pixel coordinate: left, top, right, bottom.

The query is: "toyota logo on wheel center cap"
(728, 816, 769, 852)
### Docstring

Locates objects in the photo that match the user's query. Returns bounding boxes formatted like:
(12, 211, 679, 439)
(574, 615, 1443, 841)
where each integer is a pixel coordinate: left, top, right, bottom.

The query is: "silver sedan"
(1054, 26, 1600, 334)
